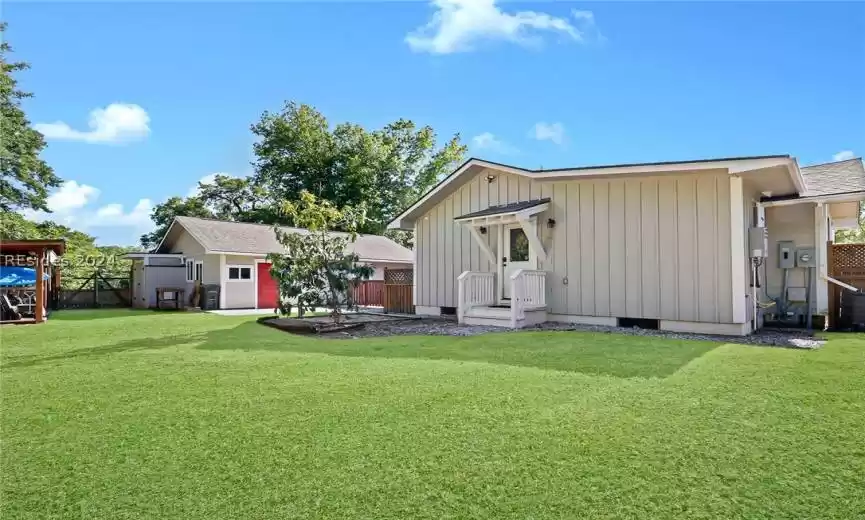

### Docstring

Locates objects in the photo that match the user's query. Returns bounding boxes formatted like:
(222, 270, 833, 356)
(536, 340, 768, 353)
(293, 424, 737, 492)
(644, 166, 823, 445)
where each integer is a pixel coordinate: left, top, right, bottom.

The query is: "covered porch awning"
(453, 198, 550, 263)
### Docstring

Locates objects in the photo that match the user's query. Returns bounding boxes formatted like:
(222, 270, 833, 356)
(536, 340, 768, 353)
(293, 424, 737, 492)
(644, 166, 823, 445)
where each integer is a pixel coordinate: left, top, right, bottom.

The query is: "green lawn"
(2, 311, 863, 519)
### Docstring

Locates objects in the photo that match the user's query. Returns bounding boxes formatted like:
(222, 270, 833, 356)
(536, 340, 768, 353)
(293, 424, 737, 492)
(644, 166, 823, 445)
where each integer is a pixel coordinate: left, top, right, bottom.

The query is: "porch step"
(462, 305, 548, 329)
(465, 305, 511, 319)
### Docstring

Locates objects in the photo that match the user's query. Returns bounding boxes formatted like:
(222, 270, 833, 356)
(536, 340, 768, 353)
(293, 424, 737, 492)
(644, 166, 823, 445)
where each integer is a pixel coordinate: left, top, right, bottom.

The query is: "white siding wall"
(764, 203, 817, 310)
(224, 254, 256, 309)
(416, 168, 738, 324)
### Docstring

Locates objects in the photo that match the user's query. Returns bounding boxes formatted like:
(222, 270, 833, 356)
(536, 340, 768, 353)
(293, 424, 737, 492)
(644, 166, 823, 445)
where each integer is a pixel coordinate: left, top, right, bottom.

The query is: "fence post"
(827, 242, 837, 328)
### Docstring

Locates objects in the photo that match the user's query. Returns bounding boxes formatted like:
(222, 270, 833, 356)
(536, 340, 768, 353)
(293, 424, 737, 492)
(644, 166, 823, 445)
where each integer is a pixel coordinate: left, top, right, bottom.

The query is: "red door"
(257, 263, 278, 309)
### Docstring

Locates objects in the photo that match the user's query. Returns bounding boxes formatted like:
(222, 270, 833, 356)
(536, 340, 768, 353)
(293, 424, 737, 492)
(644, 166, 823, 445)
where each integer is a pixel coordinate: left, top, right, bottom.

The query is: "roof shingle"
(801, 157, 865, 197)
(166, 216, 412, 263)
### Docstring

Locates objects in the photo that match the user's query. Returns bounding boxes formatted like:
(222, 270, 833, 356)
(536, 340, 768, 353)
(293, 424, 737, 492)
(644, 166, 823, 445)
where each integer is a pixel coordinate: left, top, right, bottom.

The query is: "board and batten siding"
(415, 168, 739, 324)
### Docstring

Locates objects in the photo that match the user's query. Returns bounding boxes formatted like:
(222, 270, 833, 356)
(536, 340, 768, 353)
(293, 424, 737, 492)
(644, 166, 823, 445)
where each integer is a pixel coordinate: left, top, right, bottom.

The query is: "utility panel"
(778, 241, 796, 269)
(748, 227, 768, 258)
(796, 247, 817, 268)
(787, 287, 807, 302)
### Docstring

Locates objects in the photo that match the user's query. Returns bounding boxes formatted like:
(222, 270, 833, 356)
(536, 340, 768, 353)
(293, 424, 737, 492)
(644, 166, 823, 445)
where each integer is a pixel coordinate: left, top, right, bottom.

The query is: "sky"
(5, 1, 864, 245)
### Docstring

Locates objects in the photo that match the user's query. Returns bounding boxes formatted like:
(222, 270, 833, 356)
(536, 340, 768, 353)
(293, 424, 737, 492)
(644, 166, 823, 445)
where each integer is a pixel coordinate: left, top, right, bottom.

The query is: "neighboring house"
(126, 216, 412, 309)
(388, 155, 865, 335)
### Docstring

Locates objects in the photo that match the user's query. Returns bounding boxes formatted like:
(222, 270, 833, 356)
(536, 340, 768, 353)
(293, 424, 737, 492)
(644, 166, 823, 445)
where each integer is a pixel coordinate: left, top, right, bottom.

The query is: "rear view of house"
(127, 217, 412, 310)
(389, 156, 865, 335)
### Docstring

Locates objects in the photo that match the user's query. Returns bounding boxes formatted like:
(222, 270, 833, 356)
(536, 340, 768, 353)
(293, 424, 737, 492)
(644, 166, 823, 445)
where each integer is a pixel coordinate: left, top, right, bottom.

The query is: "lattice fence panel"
(830, 244, 865, 278)
(385, 268, 413, 285)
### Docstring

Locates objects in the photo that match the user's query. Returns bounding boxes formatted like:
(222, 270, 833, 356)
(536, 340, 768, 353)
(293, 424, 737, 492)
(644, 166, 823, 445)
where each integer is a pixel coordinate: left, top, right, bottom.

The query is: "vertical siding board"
(519, 177, 531, 201)
(676, 177, 697, 321)
(696, 175, 717, 322)
(658, 179, 679, 320)
(608, 180, 627, 317)
(461, 185, 471, 278)
(625, 181, 642, 317)
(444, 194, 454, 306)
(469, 178, 479, 272)
(508, 175, 519, 203)
(580, 183, 595, 315)
(540, 182, 553, 274)
(454, 189, 463, 281)
(593, 182, 611, 316)
(716, 176, 734, 323)
(417, 212, 426, 306)
(552, 182, 568, 314)
(640, 180, 660, 318)
(435, 206, 446, 305)
(566, 183, 581, 315)
(428, 207, 438, 307)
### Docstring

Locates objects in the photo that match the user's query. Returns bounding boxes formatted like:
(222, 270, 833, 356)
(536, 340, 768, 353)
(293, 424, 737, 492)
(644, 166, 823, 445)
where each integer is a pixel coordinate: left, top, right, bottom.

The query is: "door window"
(509, 228, 530, 261)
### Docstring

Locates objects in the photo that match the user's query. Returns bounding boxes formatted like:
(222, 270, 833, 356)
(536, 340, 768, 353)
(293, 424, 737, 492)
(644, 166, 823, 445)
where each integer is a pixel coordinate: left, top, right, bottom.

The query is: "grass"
(1, 310, 863, 519)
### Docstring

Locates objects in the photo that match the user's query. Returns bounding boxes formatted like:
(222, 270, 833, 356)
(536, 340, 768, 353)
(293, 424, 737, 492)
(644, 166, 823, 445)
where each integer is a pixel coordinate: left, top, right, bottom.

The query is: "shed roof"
(163, 216, 412, 264)
(454, 198, 551, 220)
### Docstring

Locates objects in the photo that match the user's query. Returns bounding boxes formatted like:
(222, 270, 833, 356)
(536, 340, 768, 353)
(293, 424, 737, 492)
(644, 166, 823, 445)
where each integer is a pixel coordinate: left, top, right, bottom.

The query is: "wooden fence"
(384, 268, 414, 314)
(352, 280, 385, 307)
(827, 242, 865, 328)
(57, 274, 131, 309)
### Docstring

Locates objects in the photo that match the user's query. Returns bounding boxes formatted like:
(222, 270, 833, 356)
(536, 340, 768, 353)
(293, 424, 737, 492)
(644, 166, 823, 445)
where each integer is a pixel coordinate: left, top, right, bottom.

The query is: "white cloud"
(530, 122, 565, 145)
(833, 150, 856, 161)
(46, 181, 100, 212)
(34, 103, 150, 144)
(406, 0, 599, 54)
(471, 132, 517, 154)
(92, 199, 153, 228)
(21, 180, 153, 237)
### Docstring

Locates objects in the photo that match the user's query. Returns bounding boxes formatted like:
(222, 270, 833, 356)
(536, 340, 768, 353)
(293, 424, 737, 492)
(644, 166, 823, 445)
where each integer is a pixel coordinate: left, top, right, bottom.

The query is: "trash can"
(200, 284, 221, 310)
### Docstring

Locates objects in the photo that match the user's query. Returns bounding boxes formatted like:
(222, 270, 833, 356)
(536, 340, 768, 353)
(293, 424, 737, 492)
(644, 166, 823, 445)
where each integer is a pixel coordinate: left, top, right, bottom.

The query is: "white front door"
(502, 224, 534, 299)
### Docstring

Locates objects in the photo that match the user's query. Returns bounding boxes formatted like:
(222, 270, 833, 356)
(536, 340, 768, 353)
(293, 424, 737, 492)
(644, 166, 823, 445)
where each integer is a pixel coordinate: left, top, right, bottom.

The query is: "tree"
(0, 23, 62, 212)
(140, 196, 213, 250)
(0, 211, 137, 284)
(196, 175, 270, 222)
(266, 191, 373, 322)
(251, 102, 466, 235)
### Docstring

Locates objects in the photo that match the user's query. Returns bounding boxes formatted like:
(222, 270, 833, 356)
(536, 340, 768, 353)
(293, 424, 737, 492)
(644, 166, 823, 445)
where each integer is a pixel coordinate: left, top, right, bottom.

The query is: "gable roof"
(388, 155, 799, 230)
(800, 157, 865, 197)
(159, 216, 412, 264)
(454, 198, 551, 221)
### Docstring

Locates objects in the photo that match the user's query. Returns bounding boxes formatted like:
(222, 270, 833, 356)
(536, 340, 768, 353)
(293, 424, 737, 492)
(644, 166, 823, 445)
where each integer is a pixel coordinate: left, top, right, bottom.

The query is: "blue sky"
(6, 1, 864, 245)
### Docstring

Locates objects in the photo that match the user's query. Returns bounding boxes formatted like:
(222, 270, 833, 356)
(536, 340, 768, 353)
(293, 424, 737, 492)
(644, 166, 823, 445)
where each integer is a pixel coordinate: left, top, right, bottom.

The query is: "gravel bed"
(333, 317, 825, 348)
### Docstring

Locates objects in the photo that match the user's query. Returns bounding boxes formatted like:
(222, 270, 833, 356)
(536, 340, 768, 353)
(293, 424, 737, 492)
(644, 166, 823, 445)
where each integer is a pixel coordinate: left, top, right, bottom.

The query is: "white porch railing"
(510, 269, 546, 327)
(457, 271, 495, 323)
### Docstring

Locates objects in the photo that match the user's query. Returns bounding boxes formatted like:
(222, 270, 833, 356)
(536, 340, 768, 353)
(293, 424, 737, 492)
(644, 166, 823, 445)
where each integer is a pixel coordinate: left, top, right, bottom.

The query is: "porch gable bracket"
(467, 225, 497, 266)
(515, 214, 548, 263)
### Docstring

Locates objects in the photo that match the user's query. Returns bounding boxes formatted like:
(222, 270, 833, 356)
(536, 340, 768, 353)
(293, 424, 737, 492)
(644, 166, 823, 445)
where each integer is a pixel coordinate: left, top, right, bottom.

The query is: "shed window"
(185, 259, 195, 282)
(227, 266, 252, 281)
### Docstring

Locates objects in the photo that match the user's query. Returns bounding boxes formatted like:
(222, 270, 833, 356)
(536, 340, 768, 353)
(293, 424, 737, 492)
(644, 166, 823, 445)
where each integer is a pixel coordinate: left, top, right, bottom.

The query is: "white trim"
(412, 222, 418, 306)
(253, 258, 269, 309)
(388, 157, 798, 229)
(154, 219, 183, 253)
(730, 176, 747, 323)
(226, 264, 253, 282)
(185, 258, 196, 283)
(124, 253, 184, 259)
(660, 320, 751, 336)
(815, 203, 829, 312)
(218, 255, 227, 309)
(823, 275, 860, 293)
(468, 226, 496, 265)
(761, 191, 865, 207)
(415, 305, 441, 316)
(516, 214, 547, 263)
(453, 201, 550, 225)
(496, 225, 504, 302)
(546, 314, 618, 326)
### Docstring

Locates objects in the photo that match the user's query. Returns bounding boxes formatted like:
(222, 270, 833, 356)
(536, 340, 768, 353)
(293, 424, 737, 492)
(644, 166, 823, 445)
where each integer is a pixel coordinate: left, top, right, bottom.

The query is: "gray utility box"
(778, 241, 796, 269)
(796, 247, 817, 268)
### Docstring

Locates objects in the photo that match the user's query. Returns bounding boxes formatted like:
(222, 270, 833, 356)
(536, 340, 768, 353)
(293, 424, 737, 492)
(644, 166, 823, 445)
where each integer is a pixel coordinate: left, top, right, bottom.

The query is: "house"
(126, 216, 412, 309)
(388, 155, 865, 335)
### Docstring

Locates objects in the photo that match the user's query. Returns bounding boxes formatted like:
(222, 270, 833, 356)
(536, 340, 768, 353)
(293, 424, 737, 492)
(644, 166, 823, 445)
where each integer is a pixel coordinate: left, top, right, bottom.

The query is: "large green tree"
(0, 212, 137, 284)
(0, 23, 62, 212)
(140, 196, 213, 250)
(251, 101, 466, 235)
